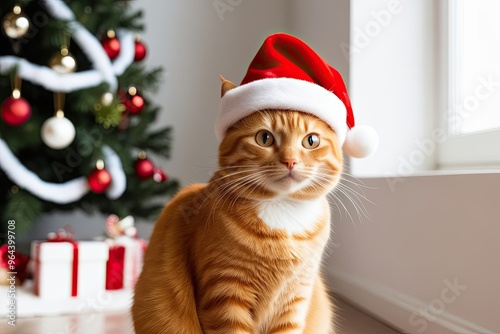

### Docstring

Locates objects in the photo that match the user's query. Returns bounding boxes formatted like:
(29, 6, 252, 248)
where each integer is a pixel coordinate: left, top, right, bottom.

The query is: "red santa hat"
(215, 33, 378, 158)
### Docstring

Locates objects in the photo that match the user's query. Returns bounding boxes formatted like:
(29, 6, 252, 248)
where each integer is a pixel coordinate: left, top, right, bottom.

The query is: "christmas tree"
(0, 0, 178, 237)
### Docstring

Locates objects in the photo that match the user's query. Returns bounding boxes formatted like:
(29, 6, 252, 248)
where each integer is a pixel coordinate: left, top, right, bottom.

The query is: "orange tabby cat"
(132, 78, 342, 334)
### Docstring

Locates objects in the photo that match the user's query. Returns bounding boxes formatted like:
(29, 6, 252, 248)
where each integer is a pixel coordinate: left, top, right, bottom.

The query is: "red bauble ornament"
(135, 158, 155, 180)
(126, 95, 144, 114)
(88, 168, 112, 193)
(134, 40, 147, 62)
(153, 168, 168, 183)
(123, 86, 145, 114)
(102, 31, 121, 60)
(1, 96, 31, 126)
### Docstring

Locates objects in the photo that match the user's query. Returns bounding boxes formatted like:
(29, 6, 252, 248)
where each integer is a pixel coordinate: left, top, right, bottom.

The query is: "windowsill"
(438, 130, 500, 168)
(352, 168, 500, 180)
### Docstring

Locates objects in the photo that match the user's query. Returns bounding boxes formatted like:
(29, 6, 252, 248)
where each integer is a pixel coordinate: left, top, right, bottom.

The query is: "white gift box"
(31, 241, 109, 299)
(78, 242, 109, 296)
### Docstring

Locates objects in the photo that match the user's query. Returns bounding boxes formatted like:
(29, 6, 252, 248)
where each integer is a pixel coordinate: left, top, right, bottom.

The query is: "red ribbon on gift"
(106, 245, 125, 290)
(34, 228, 79, 297)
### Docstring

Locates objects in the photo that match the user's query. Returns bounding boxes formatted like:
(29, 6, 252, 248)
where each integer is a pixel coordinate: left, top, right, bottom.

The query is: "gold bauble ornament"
(49, 47, 77, 74)
(2, 6, 30, 39)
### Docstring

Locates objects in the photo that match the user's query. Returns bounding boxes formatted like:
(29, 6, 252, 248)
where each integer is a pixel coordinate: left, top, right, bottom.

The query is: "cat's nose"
(281, 158, 298, 170)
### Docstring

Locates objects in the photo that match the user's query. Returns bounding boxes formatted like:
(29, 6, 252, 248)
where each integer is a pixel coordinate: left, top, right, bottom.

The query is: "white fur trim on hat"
(216, 78, 348, 143)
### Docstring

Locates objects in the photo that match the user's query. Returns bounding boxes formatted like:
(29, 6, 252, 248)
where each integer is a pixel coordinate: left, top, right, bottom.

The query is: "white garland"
(0, 0, 134, 203)
(0, 139, 126, 204)
(102, 146, 127, 200)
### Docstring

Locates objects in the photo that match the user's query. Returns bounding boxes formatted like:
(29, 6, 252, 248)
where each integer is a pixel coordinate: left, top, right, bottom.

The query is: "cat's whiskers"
(196, 171, 254, 224)
(190, 164, 279, 181)
(212, 173, 258, 204)
(333, 187, 367, 224)
(329, 188, 367, 226)
(195, 167, 277, 216)
(312, 166, 373, 222)
(298, 178, 360, 232)
(214, 167, 275, 192)
(211, 164, 316, 217)
(193, 171, 250, 218)
(305, 172, 362, 227)
(336, 183, 373, 213)
(228, 175, 269, 212)
(208, 170, 271, 224)
(327, 189, 358, 229)
(225, 173, 263, 205)
(329, 174, 374, 213)
(337, 175, 375, 190)
(323, 186, 356, 226)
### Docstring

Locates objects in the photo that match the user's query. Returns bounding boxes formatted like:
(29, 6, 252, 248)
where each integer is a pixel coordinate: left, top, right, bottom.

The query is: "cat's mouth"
(280, 170, 299, 181)
(272, 169, 308, 186)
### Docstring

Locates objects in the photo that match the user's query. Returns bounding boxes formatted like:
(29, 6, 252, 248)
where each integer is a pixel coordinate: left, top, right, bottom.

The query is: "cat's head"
(213, 34, 378, 201)
(216, 79, 343, 201)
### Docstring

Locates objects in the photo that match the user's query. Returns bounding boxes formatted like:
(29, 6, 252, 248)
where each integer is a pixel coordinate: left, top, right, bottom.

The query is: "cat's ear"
(220, 75, 237, 98)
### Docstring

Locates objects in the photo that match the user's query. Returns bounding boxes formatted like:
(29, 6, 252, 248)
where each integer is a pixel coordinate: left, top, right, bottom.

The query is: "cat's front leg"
(267, 294, 310, 334)
(197, 297, 255, 334)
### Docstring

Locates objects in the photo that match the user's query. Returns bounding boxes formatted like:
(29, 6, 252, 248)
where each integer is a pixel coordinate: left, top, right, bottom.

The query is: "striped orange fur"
(133, 94, 343, 333)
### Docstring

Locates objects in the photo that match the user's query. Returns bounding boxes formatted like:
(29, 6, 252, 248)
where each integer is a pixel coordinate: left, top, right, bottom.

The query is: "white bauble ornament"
(41, 113, 76, 149)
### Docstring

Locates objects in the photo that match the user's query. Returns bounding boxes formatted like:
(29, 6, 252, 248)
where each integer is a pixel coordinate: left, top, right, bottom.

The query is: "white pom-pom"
(342, 125, 379, 158)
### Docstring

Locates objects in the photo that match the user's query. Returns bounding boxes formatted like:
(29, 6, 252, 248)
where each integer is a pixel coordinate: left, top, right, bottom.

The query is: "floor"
(1, 299, 400, 334)
(335, 299, 399, 334)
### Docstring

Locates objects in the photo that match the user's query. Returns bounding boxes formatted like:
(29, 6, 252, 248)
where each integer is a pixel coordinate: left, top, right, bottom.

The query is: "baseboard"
(327, 270, 498, 334)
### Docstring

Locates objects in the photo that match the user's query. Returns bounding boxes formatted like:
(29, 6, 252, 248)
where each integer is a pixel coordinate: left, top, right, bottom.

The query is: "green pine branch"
(119, 65, 163, 93)
(139, 128, 173, 157)
(72, 1, 144, 36)
(2, 190, 43, 235)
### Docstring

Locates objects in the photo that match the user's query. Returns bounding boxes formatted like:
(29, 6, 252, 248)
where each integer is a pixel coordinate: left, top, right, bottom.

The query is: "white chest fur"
(257, 198, 323, 234)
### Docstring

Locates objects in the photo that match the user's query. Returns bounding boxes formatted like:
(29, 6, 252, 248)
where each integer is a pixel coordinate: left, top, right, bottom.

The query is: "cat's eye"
(302, 134, 320, 149)
(255, 130, 275, 147)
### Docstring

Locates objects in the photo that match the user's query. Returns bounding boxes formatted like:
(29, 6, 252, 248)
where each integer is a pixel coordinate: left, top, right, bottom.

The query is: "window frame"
(437, 0, 500, 169)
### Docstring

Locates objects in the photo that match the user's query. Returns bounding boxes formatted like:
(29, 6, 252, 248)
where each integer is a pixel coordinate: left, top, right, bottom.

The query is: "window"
(439, 0, 500, 168)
